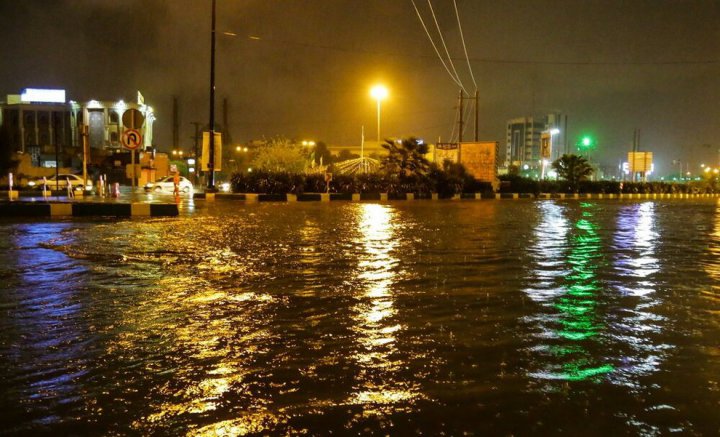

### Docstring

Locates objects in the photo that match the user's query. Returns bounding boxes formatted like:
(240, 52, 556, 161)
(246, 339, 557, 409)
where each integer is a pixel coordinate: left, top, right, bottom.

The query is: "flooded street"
(2, 199, 720, 435)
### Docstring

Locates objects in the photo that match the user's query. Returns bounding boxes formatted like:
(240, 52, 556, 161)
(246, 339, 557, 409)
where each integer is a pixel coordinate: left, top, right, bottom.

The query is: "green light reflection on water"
(550, 203, 614, 380)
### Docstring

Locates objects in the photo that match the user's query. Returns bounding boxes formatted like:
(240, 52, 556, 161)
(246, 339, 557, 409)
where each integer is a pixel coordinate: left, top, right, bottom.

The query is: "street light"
(370, 84, 388, 142)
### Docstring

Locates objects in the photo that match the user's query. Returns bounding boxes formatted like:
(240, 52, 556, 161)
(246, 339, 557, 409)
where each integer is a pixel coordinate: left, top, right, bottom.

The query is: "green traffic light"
(577, 135, 595, 150)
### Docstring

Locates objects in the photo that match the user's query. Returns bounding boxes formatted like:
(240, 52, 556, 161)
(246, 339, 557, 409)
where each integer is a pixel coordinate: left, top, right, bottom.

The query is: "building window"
(110, 132, 119, 142)
(109, 112, 119, 124)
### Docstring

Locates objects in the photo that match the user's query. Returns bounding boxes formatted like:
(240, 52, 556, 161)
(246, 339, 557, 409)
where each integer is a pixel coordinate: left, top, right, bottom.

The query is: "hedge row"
(229, 171, 716, 196)
(230, 170, 493, 195)
(499, 175, 719, 194)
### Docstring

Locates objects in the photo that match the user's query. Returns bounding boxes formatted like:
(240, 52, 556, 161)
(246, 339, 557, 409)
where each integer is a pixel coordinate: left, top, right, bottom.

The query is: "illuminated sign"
(628, 151, 653, 173)
(20, 88, 66, 103)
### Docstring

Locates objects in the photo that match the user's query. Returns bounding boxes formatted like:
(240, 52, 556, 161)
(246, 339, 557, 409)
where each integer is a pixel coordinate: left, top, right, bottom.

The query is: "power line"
(426, 0, 467, 94)
(241, 34, 720, 66)
(453, 0, 477, 91)
(410, 0, 466, 90)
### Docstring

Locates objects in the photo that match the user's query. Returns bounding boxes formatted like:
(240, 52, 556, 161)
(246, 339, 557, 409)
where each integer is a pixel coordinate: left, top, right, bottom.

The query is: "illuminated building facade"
(504, 113, 565, 170)
(0, 88, 155, 169)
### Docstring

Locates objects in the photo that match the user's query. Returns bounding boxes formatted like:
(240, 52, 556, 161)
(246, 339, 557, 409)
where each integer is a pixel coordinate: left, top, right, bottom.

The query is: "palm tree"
(552, 154, 593, 192)
(381, 137, 431, 177)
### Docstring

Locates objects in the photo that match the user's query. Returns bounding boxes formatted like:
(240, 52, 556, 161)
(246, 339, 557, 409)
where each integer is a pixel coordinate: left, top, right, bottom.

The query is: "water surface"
(2, 199, 720, 435)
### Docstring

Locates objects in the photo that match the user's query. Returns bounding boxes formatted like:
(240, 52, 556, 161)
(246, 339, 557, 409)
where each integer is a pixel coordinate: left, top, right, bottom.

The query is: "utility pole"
(458, 90, 464, 144)
(474, 90, 479, 142)
(81, 125, 88, 191)
(207, 0, 217, 191)
(190, 122, 202, 185)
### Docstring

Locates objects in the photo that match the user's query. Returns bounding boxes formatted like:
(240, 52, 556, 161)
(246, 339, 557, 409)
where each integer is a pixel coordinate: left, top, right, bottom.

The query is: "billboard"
(540, 132, 551, 158)
(434, 142, 459, 164)
(628, 151, 653, 173)
(201, 132, 223, 172)
(460, 141, 498, 182)
(20, 88, 66, 103)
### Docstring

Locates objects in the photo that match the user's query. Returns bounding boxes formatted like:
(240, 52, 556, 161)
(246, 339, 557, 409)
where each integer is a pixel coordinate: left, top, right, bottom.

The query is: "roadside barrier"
(0, 201, 178, 217)
(194, 191, 720, 202)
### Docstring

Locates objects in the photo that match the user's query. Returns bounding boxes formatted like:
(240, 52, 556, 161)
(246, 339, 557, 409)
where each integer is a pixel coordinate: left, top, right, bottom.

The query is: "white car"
(28, 174, 93, 191)
(144, 176, 194, 194)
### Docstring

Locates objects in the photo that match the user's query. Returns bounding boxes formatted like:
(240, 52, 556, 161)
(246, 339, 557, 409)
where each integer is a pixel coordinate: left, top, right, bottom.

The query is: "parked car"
(27, 174, 93, 191)
(144, 176, 194, 194)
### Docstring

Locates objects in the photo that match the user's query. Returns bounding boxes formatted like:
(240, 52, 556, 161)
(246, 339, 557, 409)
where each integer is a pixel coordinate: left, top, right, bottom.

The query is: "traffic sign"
(122, 108, 145, 129)
(122, 129, 143, 150)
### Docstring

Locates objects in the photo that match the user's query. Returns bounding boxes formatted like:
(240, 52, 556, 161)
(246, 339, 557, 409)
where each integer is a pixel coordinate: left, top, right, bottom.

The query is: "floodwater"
(2, 199, 720, 435)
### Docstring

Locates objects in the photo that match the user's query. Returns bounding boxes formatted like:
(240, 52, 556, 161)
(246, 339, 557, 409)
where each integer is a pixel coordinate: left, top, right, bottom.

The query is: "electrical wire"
(453, 0, 477, 91)
(243, 34, 720, 66)
(427, 0, 467, 95)
(410, 0, 466, 90)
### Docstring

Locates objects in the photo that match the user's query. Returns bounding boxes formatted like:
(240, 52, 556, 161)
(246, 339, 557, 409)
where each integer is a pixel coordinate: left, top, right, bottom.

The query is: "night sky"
(1, 0, 718, 172)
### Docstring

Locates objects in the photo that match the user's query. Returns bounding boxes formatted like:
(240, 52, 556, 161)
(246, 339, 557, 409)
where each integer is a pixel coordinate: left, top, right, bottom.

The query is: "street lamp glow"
(549, 128, 560, 135)
(370, 84, 388, 101)
(370, 84, 388, 142)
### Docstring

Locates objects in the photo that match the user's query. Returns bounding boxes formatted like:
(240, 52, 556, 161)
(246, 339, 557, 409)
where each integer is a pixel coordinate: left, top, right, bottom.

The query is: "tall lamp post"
(370, 84, 388, 143)
(207, 0, 217, 191)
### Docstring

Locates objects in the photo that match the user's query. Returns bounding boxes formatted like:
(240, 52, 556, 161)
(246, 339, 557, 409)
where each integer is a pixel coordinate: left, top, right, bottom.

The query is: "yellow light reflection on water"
(122, 271, 276, 432)
(349, 203, 419, 410)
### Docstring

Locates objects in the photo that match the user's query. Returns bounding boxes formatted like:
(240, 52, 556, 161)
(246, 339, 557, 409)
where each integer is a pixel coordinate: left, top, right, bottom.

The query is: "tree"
(312, 141, 334, 165)
(381, 137, 431, 177)
(552, 154, 593, 192)
(251, 137, 308, 173)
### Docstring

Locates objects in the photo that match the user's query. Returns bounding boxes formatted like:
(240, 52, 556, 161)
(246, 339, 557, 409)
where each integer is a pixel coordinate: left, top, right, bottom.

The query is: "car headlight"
(28, 181, 36, 186)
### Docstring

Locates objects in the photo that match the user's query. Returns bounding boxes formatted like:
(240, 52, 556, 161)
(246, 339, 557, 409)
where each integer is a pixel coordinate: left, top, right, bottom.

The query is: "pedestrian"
(66, 177, 74, 198)
(324, 172, 332, 193)
(42, 176, 48, 200)
(97, 175, 105, 198)
(173, 172, 180, 197)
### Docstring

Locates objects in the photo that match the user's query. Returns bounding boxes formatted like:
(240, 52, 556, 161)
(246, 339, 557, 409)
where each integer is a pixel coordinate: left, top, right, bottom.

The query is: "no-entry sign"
(122, 129, 143, 150)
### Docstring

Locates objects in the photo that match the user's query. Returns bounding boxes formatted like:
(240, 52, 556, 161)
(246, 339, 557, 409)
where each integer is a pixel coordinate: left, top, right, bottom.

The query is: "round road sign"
(122, 129, 143, 150)
(122, 108, 145, 129)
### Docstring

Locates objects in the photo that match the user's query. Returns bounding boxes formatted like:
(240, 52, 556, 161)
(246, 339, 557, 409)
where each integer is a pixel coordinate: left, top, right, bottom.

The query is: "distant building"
(0, 88, 155, 172)
(504, 113, 565, 169)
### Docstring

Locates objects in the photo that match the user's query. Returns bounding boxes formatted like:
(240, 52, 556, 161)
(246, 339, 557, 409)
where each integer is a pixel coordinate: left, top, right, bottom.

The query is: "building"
(0, 88, 155, 180)
(0, 89, 155, 167)
(504, 113, 565, 170)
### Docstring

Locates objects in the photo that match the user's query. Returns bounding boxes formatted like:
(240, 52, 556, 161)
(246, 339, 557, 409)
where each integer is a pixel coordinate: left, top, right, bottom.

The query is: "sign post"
(122, 109, 146, 191)
(81, 125, 88, 193)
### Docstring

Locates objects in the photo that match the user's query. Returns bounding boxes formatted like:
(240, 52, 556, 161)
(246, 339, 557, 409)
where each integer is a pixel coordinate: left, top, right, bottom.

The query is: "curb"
(197, 191, 720, 203)
(0, 202, 179, 217)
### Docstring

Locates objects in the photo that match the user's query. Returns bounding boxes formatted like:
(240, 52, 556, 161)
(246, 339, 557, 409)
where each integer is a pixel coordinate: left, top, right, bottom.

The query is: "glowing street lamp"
(370, 84, 388, 142)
